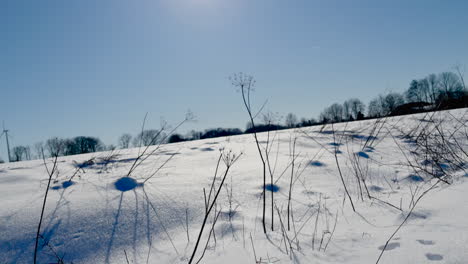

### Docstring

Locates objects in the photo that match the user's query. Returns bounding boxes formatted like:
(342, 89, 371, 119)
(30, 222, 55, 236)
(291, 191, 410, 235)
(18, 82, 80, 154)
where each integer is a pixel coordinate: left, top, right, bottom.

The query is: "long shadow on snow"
(318, 130, 355, 135)
(309, 161, 325, 167)
(0, 188, 184, 264)
(0, 186, 73, 263)
(356, 151, 370, 159)
(350, 134, 378, 141)
(75, 158, 138, 169)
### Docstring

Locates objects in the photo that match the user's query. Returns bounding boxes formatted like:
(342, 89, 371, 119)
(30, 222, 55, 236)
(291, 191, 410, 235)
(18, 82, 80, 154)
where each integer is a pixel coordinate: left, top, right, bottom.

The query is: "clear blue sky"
(1, 0, 467, 159)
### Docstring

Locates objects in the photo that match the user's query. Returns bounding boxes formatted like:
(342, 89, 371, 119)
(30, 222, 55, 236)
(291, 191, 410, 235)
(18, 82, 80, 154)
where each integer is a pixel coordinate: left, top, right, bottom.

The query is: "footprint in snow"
(417, 239, 435, 245)
(425, 253, 443, 261)
(378, 242, 400, 251)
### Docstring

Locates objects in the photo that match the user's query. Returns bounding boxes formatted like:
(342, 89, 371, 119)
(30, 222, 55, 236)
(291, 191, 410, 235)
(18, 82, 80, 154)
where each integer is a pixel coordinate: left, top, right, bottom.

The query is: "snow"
(1, 108, 467, 264)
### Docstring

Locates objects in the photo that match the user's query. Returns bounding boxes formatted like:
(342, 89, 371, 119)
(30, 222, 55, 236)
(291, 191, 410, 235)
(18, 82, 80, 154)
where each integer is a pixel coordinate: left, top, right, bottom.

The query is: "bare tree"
(299, 117, 316, 126)
(45, 137, 64, 157)
(438, 71, 463, 96)
(187, 130, 202, 140)
(406, 80, 421, 102)
(12, 146, 27, 162)
(368, 97, 382, 117)
(418, 78, 430, 102)
(24, 146, 31, 160)
(406, 79, 430, 103)
(343, 100, 352, 120)
(74, 136, 103, 154)
(383, 93, 405, 114)
(454, 64, 466, 91)
(106, 144, 117, 151)
(368, 93, 404, 117)
(345, 98, 365, 120)
(285, 113, 298, 128)
(34, 142, 44, 159)
(118, 133, 132, 149)
(426, 73, 439, 103)
(321, 103, 344, 122)
(132, 129, 165, 147)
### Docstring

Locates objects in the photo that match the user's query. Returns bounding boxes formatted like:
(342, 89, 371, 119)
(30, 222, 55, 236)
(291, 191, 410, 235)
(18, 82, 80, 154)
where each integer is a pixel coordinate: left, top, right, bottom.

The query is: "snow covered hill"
(1, 109, 467, 264)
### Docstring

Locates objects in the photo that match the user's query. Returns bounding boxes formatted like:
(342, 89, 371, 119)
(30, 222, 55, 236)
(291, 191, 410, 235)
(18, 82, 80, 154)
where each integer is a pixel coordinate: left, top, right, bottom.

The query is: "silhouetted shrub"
(391, 102, 432, 116)
(200, 128, 243, 139)
(168, 134, 186, 143)
(244, 124, 285, 134)
(64, 136, 104, 155)
(435, 90, 468, 110)
(356, 111, 365, 120)
(45, 136, 104, 157)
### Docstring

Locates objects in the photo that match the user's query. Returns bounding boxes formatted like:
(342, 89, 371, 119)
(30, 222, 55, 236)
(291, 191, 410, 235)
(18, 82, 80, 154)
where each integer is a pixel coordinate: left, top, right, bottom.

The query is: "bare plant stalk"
(188, 151, 242, 264)
(34, 149, 59, 264)
(39, 235, 65, 264)
(312, 194, 321, 250)
(231, 73, 268, 234)
(142, 189, 179, 256)
(127, 112, 192, 178)
(331, 124, 356, 212)
(275, 204, 293, 255)
(290, 201, 300, 250)
(250, 233, 258, 263)
(207, 154, 223, 210)
(376, 120, 456, 263)
(287, 135, 297, 231)
(242, 217, 246, 249)
(323, 211, 338, 252)
(375, 179, 443, 263)
(195, 210, 221, 264)
(124, 250, 130, 264)
(186, 208, 190, 242)
(264, 116, 275, 231)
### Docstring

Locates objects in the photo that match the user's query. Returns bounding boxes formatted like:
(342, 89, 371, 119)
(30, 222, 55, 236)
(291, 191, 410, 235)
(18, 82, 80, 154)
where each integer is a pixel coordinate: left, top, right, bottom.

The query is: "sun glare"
(161, 0, 237, 28)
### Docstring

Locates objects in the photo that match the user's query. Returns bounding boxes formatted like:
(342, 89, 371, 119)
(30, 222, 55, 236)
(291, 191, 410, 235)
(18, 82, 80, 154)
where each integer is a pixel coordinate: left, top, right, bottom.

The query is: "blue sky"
(1, 0, 467, 159)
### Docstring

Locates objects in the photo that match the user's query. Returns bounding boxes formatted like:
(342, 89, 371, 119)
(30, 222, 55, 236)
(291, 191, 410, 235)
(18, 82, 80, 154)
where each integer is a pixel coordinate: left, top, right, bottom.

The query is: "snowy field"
(1, 109, 467, 264)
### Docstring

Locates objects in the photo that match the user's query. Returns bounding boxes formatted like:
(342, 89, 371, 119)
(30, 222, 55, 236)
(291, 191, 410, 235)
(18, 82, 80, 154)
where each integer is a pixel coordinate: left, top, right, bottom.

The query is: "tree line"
(8, 136, 105, 162)
(2, 69, 466, 163)
(321, 69, 467, 121)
